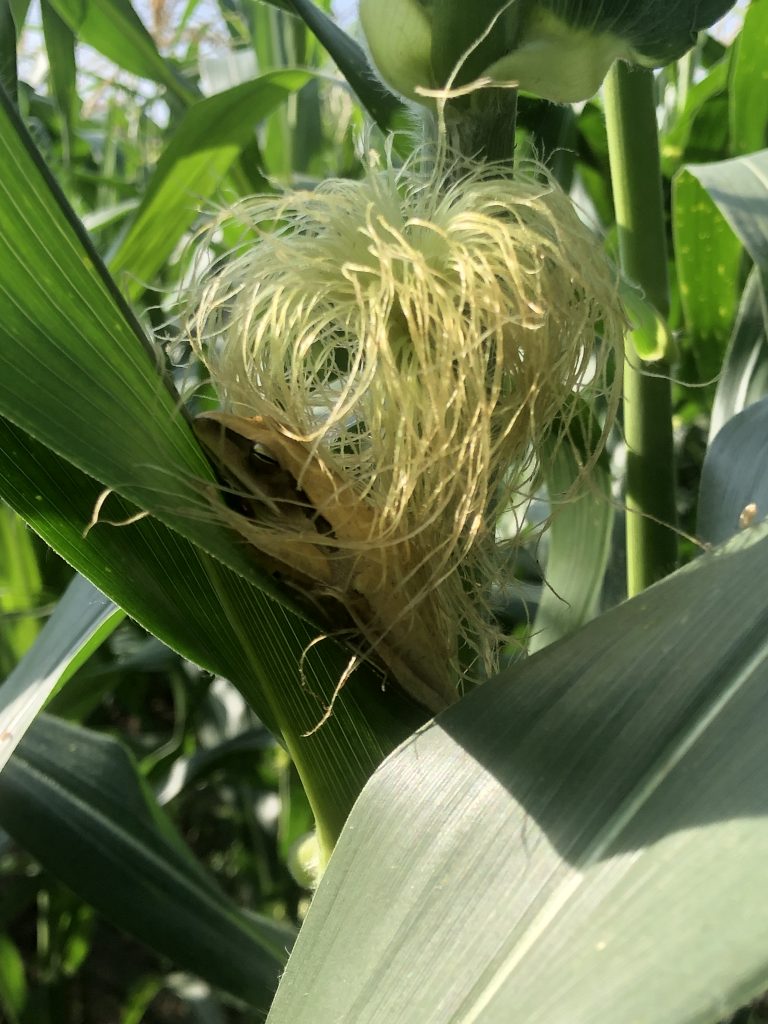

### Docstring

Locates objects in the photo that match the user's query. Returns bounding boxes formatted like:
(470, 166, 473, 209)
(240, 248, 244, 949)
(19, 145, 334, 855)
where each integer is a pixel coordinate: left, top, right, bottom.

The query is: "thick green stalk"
(604, 63, 677, 595)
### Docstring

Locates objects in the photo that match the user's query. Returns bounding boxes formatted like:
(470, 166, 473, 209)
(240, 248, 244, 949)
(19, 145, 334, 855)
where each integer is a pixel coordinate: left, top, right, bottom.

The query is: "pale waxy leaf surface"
(698, 395, 768, 544)
(530, 418, 613, 653)
(709, 266, 768, 441)
(268, 522, 768, 1024)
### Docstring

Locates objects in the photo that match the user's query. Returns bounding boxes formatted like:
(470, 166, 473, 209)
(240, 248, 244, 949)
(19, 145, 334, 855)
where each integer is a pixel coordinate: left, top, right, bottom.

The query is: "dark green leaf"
(0, 85, 274, 594)
(0, 714, 295, 1008)
(0, 1, 17, 106)
(543, 0, 740, 66)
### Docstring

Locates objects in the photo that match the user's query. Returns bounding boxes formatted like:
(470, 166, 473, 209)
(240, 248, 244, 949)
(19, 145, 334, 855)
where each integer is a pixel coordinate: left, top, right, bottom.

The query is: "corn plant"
(1, 0, 768, 1021)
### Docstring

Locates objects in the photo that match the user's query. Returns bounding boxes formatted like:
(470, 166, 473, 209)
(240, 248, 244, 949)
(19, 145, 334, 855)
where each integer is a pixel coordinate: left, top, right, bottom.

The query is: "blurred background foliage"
(1, 0, 766, 1020)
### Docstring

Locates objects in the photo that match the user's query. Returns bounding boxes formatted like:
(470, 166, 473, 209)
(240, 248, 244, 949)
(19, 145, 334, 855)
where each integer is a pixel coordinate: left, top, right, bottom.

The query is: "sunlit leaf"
(268, 521, 768, 1024)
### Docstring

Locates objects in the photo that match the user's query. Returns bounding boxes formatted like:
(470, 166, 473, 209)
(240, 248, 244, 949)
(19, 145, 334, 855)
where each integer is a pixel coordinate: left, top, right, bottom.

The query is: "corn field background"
(1, 0, 768, 1021)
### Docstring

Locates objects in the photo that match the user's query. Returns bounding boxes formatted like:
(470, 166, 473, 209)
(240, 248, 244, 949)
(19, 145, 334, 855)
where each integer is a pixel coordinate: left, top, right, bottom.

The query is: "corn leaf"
(672, 166, 742, 378)
(729, 0, 768, 157)
(46, 0, 195, 103)
(531, 416, 613, 653)
(0, 505, 43, 674)
(0, 574, 123, 771)
(284, 0, 403, 131)
(710, 266, 768, 440)
(698, 395, 768, 544)
(0, 88, 426, 846)
(0, 713, 295, 1008)
(686, 149, 768, 275)
(267, 520, 768, 1024)
(109, 70, 313, 295)
(0, 416, 424, 847)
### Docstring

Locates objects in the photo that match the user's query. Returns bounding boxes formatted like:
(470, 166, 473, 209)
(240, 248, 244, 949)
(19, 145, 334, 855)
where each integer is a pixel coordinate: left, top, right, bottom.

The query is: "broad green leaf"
(285, 0, 403, 131)
(710, 266, 768, 440)
(673, 166, 742, 378)
(267, 521, 768, 1024)
(0, 574, 122, 771)
(0, 714, 295, 1008)
(0, 85, 277, 596)
(0, 504, 42, 674)
(0, 417, 425, 850)
(686, 149, 768, 276)
(530, 420, 613, 653)
(729, 0, 768, 156)
(698, 396, 768, 544)
(47, 0, 195, 104)
(109, 70, 312, 294)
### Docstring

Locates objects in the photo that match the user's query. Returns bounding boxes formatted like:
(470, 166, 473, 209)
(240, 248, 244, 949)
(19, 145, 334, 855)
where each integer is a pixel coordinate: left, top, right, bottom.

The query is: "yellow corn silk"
(187, 153, 624, 712)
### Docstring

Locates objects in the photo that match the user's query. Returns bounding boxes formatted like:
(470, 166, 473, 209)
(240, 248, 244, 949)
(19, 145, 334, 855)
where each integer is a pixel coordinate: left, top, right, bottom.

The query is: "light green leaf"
(267, 521, 768, 1024)
(109, 70, 313, 294)
(686, 149, 768, 277)
(698, 395, 768, 544)
(660, 55, 729, 176)
(673, 165, 743, 377)
(0, 574, 122, 772)
(0, 714, 295, 1008)
(0, 503, 43, 673)
(0, 933, 25, 1023)
(729, 0, 768, 156)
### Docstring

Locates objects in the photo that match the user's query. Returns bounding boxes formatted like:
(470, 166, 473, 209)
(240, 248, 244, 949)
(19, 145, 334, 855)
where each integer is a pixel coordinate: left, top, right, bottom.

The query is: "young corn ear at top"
(186, 150, 625, 713)
(360, 0, 742, 104)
